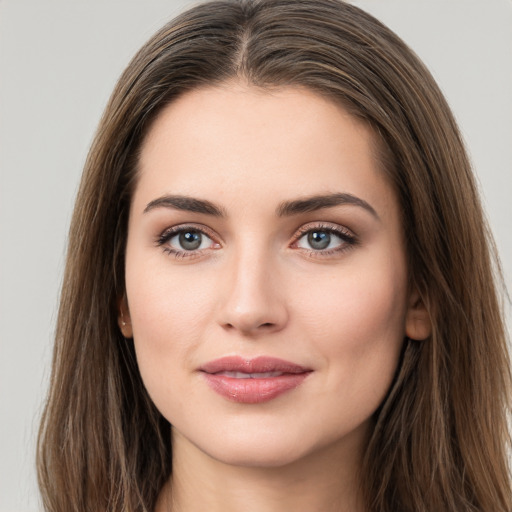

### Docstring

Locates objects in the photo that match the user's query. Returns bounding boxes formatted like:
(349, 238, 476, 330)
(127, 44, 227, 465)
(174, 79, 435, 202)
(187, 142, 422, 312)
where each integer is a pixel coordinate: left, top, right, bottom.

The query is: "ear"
(117, 294, 133, 338)
(405, 289, 432, 341)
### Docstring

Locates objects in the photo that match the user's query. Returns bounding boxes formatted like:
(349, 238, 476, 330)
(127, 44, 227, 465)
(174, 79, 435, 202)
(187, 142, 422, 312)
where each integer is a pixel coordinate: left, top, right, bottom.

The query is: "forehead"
(134, 84, 396, 217)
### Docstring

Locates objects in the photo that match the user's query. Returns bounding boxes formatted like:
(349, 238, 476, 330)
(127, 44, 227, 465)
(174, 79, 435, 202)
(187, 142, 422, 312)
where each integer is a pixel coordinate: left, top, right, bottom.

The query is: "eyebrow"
(144, 195, 226, 216)
(276, 193, 379, 219)
(143, 192, 379, 220)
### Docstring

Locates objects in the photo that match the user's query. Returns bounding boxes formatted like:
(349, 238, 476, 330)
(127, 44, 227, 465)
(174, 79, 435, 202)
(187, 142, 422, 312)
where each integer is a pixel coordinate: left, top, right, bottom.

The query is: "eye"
(170, 230, 210, 251)
(293, 224, 357, 255)
(300, 230, 334, 250)
(156, 225, 220, 258)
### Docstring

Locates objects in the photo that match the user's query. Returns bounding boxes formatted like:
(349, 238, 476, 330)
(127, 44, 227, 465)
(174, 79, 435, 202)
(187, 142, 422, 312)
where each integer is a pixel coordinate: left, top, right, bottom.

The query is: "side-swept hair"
(37, 1, 511, 510)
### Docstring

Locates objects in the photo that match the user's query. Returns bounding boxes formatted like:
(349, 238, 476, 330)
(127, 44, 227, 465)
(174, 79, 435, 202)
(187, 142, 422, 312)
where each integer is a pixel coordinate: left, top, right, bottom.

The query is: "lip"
(199, 356, 312, 404)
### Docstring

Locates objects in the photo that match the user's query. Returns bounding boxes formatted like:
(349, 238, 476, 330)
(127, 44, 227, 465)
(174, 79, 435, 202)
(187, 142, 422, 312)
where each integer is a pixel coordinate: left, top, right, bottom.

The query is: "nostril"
(222, 320, 276, 333)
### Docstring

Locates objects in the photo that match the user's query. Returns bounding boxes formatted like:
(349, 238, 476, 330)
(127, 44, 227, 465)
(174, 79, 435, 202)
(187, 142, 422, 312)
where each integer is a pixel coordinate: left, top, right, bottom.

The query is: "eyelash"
(155, 223, 358, 260)
(155, 224, 219, 259)
(291, 223, 358, 257)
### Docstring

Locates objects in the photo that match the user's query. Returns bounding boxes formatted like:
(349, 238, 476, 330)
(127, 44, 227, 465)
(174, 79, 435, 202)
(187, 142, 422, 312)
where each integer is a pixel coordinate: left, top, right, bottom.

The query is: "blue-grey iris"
(179, 231, 202, 250)
(308, 231, 330, 250)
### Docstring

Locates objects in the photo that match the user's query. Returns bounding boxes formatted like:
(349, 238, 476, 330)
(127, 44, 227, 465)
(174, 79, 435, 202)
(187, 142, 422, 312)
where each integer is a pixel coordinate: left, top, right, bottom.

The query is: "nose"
(217, 247, 289, 336)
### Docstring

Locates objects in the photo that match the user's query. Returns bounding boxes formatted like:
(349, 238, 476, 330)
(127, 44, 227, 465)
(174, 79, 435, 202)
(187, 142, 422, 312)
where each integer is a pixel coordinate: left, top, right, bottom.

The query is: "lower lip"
(202, 373, 311, 404)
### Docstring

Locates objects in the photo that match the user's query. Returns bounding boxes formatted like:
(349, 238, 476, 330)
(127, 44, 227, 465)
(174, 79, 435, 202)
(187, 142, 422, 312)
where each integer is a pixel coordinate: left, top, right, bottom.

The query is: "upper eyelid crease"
(157, 224, 219, 243)
(292, 223, 352, 240)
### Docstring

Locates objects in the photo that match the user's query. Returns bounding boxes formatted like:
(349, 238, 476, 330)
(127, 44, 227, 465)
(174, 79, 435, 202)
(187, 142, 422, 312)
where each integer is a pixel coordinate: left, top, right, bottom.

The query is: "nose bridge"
(218, 238, 287, 335)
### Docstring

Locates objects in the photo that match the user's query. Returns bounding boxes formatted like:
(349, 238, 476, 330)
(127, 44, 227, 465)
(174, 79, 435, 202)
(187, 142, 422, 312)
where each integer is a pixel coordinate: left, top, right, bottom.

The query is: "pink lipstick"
(199, 356, 312, 404)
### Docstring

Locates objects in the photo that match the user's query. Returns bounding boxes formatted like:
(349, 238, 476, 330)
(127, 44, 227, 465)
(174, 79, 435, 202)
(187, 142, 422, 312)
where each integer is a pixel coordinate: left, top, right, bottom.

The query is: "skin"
(119, 83, 431, 512)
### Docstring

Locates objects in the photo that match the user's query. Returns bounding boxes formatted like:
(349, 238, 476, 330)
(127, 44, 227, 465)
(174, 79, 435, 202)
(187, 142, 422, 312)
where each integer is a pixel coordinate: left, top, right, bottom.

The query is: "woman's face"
(121, 84, 428, 468)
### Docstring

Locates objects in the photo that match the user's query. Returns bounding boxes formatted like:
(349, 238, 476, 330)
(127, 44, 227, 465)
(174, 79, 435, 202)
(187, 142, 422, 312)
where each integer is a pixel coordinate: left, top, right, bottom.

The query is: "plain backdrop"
(0, 1, 511, 510)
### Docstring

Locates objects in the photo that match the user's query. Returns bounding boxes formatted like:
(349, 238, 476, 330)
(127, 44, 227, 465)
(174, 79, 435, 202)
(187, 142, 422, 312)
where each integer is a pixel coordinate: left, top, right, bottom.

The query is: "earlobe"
(117, 295, 133, 338)
(405, 289, 432, 341)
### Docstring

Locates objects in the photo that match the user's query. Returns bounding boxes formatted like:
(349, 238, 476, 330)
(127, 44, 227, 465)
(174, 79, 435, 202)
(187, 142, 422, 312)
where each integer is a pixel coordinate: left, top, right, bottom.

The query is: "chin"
(175, 417, 364, 471)
(171, 417, 317, 469)
(206, 442, 312, 469)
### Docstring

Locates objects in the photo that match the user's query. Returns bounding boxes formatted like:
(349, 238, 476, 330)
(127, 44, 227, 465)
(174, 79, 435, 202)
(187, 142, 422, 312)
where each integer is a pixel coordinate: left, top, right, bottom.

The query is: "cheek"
(124, 254, 218, 400)
(125, 240, 219, 335)
(301, 259, 406, 336)
(288, 263, 407, 441)
(297, 255, 408, 391)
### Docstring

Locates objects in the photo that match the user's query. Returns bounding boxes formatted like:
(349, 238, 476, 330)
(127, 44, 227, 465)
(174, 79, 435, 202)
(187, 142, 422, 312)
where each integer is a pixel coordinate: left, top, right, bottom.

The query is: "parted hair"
(37, 1, 511, 511)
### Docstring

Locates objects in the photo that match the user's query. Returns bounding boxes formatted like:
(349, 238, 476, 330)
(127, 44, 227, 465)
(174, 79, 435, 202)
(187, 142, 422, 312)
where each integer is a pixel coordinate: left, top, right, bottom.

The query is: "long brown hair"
(37, 1, 511, 510)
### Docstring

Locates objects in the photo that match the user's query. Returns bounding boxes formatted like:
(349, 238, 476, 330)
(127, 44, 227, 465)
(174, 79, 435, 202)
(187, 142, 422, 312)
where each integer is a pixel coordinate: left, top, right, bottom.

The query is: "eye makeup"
(154, 221, 359, 260)
(155, 223, 221, 259)
(290, 222, 359, 258)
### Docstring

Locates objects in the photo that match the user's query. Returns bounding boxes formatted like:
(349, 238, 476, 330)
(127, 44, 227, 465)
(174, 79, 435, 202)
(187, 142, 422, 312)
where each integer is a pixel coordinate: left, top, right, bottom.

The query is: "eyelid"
(291, 221, 356, 242)
(154, 221, 357, 260)
(155, 223, 222, 258)
(290, 222, 358, 256)
(157, 222, 220, 243)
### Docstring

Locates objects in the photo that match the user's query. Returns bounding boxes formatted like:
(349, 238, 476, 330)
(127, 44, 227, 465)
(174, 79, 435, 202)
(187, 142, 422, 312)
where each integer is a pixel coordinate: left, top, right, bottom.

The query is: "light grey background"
(1, 1, 511, 511)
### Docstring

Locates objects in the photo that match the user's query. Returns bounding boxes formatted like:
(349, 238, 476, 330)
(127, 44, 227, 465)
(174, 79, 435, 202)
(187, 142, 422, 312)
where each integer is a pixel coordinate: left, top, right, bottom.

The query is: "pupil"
(308, 231, 330, 250)
(179, 231, 202, 250)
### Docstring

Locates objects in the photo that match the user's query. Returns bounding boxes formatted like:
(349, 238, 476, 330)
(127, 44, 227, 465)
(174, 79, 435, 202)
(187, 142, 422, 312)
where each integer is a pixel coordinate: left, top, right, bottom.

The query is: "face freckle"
(122, 83, 415, 469)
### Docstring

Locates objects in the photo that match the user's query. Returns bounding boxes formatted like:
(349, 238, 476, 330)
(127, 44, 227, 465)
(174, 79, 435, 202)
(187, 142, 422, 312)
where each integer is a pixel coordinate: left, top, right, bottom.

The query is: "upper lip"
(199, 356, 310, 374)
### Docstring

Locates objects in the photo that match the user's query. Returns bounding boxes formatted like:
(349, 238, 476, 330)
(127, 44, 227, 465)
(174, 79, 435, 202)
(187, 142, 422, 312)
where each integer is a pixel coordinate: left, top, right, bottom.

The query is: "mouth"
(199, 356, 312, 404)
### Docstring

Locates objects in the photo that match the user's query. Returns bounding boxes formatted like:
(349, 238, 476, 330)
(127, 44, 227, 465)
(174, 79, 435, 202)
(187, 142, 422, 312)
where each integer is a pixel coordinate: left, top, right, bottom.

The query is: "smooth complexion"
(119, 84, 431, 512)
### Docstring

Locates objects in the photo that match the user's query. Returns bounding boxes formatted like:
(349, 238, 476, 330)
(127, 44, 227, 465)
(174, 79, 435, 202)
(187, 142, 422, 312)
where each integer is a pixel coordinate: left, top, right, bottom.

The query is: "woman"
(37, 1, 511, 511)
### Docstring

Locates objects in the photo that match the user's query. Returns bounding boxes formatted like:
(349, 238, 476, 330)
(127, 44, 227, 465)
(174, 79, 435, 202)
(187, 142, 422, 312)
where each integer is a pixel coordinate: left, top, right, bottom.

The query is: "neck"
(155, 427, 367, 512)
